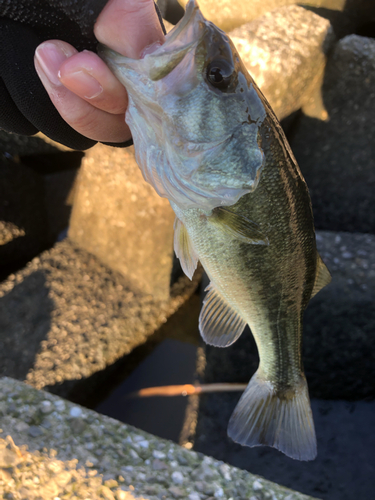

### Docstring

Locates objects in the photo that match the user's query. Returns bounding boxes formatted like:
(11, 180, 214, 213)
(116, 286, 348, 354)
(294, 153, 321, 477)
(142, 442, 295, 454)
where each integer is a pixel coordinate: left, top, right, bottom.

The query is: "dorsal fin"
(173, 218, 198, 280)
(311, 253, 331, 299)
(199, 282, 247, 347)
(210, 207, 269, 245)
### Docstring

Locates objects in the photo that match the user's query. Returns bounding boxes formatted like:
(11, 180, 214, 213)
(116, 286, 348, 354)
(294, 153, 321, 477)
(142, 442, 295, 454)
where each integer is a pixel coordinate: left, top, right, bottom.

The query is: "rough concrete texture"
(0, 158, 50, 266)
(290, 35, 375, 234)
(0, 377, 320, 500)
(180, 0, 375, 33)
(229, 6, 334, 121)
(0, 238, 199, 395)
(69, 143, 175, 302)
(177, 0, 344, 33)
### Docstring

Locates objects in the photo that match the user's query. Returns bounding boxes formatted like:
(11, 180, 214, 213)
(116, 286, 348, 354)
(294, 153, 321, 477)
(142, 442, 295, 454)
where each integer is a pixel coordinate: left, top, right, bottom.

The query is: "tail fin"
(227, 371, 317, 461)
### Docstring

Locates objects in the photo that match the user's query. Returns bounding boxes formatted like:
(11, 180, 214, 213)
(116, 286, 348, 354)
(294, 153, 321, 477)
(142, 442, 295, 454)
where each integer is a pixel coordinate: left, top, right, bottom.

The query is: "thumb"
(94, 0, 165, 59)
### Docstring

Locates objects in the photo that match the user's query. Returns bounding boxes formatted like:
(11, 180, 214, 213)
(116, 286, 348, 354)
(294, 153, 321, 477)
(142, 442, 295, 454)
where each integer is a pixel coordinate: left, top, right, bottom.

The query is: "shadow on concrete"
(0, 270, 53, 381)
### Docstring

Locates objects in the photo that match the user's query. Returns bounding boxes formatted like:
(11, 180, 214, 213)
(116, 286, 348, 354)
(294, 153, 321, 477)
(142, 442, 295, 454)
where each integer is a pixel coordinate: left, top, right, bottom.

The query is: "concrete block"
(291, 35, 375, 233)
(69, 144, 175, 302)
(0, 239, 199, 394)
(229, 5, 334, 120)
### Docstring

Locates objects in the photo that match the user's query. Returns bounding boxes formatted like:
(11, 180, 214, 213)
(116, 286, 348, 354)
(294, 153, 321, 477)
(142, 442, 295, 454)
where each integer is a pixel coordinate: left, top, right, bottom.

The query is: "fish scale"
(100, 0, 331, 460)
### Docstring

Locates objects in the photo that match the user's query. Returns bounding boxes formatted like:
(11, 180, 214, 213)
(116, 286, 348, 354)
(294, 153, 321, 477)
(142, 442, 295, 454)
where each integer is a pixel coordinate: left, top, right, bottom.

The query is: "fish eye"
(206, 60, 234, 91)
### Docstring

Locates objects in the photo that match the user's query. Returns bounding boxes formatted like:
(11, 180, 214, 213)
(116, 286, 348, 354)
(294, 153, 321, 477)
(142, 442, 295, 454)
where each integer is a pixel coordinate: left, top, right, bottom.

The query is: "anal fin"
(174, 217, 198, 280)
(311, 253, 331, 299)
(228, 371, 317, 461)
(199, 282, 246, 347)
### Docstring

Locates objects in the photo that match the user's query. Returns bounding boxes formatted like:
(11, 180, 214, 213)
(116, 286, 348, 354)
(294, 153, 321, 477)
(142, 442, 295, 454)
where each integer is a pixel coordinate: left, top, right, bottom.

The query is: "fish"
(99, 0, 331, 460)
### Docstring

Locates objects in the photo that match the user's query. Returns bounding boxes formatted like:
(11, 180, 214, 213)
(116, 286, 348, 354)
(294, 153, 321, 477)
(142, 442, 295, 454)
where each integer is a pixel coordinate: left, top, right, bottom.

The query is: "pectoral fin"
(210, 207, 269, 245)
(173, 218, 198, 280)
(199, 282, 247, 347)
(310, 253, 331, 299)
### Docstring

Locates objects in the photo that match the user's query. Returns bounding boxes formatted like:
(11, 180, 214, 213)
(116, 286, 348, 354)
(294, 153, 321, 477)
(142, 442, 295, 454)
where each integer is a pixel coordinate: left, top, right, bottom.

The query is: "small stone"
(219, 463, 231, 481)
(69, 406, 82, 418)
(169, 486, 185, 498)
(0, 468, 12, 484)
(116, 491, 127, 500)
(197, 482, 216, 496)
(41, 418, 52, 429)
(342, 251, 353, 259)
(138, 440, 149, 448)
(40, 400, 53, 414)
(101, 485, 115, 500)
(121, 466, 133, 472)
(152, 450, 166, 459)
(70, 417, 86, 433)
(54, 400, 65, 412)
(188, 493, 201, 500)
(253, 480, 263, 491)
(172, 471, 184, 484)
(129, 450, 140, 460)
(176, 453, 188, 465)
(14, 421, 29, 433)
(214, 487, 224, 498)
(132, 434, 143, 442)
(105, 479, 119, 489)
(152, 459, 168, 470)
(28, 425, 43, 438)
(0, 448, 22, 468)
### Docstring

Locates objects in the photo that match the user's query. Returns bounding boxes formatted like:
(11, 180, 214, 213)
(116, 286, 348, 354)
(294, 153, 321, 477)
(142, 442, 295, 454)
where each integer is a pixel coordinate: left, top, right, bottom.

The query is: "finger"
(94, 0, 165, 58)
(35, 40, 131, 143)
(58, 50, 128, 115)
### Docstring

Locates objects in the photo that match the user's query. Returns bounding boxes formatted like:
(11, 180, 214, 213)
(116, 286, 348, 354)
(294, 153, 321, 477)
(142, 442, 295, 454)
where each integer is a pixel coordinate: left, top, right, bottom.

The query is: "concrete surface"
(229, 5, 334, 121)
(0, 376, 320, 500)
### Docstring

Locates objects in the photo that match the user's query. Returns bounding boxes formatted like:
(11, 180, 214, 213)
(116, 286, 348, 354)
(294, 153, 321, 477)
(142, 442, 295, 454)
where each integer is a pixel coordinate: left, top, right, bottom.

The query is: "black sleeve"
(0, 0, 164, 150)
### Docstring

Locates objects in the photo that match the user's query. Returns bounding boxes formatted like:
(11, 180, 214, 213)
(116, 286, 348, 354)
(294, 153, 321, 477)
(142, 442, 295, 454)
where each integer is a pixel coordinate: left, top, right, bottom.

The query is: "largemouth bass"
(99, 0, 331, 460)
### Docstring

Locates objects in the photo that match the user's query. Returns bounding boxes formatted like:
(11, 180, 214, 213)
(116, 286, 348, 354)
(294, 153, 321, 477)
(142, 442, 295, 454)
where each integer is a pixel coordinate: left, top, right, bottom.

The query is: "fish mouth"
(99, 0, 206, 85)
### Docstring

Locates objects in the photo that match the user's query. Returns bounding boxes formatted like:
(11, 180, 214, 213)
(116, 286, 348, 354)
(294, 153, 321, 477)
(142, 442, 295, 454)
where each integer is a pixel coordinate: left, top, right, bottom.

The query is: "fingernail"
(59, 70, 103, 99)
(35, 42, 76, 86)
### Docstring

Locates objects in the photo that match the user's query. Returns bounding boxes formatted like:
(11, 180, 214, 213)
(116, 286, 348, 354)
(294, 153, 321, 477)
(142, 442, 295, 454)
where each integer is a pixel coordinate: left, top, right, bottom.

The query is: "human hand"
(34, 0, 165, 145)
